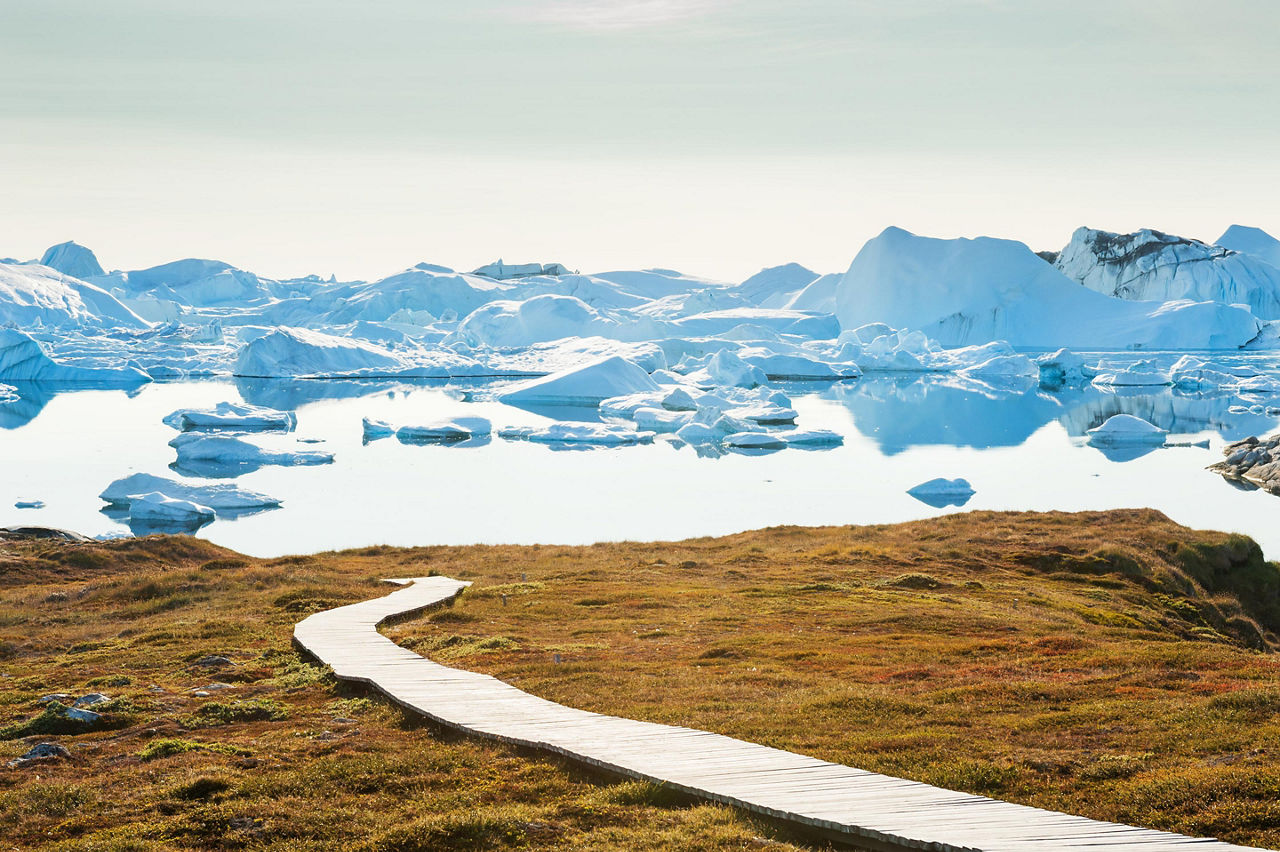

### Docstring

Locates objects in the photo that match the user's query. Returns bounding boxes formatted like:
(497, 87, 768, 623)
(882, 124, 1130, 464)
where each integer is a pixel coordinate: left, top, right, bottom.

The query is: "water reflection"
(829, 375, 1280, 453)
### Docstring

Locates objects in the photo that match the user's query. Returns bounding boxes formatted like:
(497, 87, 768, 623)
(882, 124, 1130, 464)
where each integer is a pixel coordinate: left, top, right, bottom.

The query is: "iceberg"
(907, 477, 975, 508)
(40, 241, 104, 279)
(499, 423, 655, 446)
(498, 356, 659, 406)
(1057, 227, 1280, 319)
(1, 262, 149, 329)
(738, 349, 860, 381)
(1218, 225, 1280, 270)
(722, 431, 789, 450)
(125, 491, 215, 526)
(163, 401, 297, 432)
(234, 327, 405, 377)
(396, 417, 492, 442)
(835, 227, 1262, 349)
(1086, 414, 1168, 447)
(169, 433, 333, 472)
(735, 263, 821, 308)
(455, 295, 617, 348)
(1091, 360, 1171, 388)
(101, 258, 272, 307)
(472, 259, 570, 279)
(362, 417, 395, 440)
(0, 329, 151, 385)
(100, 473, 281, 513)
(680, 349, 768, 389)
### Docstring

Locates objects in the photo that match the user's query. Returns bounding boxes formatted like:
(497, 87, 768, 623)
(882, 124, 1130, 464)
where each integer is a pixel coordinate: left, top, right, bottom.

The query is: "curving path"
(294, 576, 1268, 852)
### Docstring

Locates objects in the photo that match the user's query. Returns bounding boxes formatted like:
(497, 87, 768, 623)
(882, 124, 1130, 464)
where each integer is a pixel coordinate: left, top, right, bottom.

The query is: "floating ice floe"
(125, 491, 216, 527)
(498, 356, 658, 406)
(1086, 414, 1169, 447)
(100, 473, 281, 513)
(907, 477, 976, 508)
(1036, 349, 1089, 387)
(163, 401, 297, 432)
(362, 417, 395, 440)
(499, 423, 655, 446)
(168, 433, 334, 472)
(1091, 360, 1172, 388)
(396, 417, 492, 442)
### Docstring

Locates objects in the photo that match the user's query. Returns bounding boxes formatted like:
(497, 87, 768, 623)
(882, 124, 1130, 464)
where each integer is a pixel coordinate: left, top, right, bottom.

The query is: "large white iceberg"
(1, 262, 148, 329)
(456, 294, 617, 348)
(1218, 225, 1280, 270)
(498, 356, 659, 406)
(0, 329, 150, 384)
(1056, 227, 1280, 320)
(40, 241, 105, 279)
(835, 227, 1262, 349)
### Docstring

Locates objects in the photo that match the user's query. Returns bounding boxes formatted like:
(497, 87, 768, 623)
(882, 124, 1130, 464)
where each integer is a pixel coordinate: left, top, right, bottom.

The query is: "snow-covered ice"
(1086, 414, 1169, 447)
(499, 423, 655, 446)
(498, 356, 659, 406)
(163, 401, 297, 432)
(125, 491, 216, 527)
(396, 417, 492, 442)
(168, 433, 334, 472)
(100, 473, 281, 513)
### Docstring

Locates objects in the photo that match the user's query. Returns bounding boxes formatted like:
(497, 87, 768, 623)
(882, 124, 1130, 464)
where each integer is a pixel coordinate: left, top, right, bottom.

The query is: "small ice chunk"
(773, 429, 843, 447)
(907, 477, 975, 508)
(1086, 414, 1168, 446)
(362, 417, 395, 439)
(14, 499, 45, 509)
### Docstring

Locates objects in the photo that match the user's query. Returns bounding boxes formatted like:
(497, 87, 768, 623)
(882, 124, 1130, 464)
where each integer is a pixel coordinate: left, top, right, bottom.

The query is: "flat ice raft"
(168, 433, 334, 469)
(163, 401, 297, 432)
(498, 423, 655, 446)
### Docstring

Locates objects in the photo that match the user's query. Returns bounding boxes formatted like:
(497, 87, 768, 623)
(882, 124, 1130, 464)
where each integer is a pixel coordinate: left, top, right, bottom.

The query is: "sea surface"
(4, 352, 1280, 558)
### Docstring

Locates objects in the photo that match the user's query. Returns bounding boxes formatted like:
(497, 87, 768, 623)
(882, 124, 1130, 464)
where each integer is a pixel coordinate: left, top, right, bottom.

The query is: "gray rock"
(193, 655, 234, 668)
(37, 693, 73, 704)
(7, 742, 70, 767)
(73, 693, 110, 707)
(63, 706, 101, 724)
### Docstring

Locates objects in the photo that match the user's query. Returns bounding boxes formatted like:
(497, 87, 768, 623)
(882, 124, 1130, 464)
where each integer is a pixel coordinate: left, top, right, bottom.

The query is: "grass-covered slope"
(2, 510, 1280, 849)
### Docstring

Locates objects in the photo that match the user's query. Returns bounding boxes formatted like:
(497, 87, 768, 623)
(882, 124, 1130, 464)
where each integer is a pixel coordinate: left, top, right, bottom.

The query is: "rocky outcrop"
(1210, 434, 1280, 492)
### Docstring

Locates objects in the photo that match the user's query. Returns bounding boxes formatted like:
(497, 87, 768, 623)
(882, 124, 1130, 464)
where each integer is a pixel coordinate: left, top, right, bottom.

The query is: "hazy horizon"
(4, 0, 1277, 282)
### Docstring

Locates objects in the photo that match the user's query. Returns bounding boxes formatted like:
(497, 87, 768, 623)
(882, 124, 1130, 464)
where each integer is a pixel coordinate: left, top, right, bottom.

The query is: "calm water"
(3, 358, 1280, 557)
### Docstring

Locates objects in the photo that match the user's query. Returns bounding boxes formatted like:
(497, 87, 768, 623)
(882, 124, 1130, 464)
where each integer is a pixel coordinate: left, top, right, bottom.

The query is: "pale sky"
(2, 0, 1277, 282)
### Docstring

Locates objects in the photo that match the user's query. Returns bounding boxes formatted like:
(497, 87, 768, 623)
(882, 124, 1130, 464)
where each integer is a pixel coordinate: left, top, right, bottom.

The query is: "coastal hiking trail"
(294, 576, 1270, 852)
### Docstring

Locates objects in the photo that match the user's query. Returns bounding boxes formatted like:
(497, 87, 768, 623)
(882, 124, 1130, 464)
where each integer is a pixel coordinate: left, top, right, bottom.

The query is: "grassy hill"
(2, 509, 1279, 850)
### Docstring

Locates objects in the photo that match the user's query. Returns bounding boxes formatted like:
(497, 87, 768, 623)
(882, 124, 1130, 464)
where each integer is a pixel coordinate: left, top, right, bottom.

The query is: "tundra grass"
(2, 509, 1279, 849)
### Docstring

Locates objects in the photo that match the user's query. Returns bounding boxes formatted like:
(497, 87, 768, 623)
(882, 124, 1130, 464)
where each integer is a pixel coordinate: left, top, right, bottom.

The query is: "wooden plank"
(294, 577, 1271, 852)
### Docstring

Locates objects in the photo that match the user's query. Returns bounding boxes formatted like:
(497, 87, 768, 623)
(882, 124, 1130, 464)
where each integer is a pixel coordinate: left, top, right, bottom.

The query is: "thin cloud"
(509, 0, 737, 32)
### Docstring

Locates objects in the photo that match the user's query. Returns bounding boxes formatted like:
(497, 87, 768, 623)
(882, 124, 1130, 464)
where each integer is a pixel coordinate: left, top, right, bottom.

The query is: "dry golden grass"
(2, 509, 1279, 849)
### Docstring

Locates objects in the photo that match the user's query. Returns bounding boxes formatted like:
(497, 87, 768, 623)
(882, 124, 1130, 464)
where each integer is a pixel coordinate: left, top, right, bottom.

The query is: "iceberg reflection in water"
(2, 361, 1280, 558)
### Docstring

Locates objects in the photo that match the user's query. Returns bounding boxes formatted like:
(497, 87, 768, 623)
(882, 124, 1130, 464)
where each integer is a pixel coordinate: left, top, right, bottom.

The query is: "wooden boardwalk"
(294, 576, 1269, 852)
